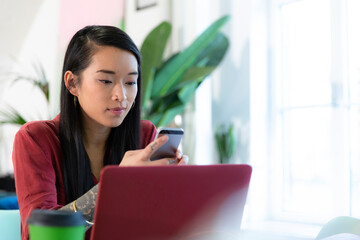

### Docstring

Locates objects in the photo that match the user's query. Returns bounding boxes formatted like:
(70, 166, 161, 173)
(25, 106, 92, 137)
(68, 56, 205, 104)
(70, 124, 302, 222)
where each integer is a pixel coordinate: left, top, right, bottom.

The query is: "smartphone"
(150, 127, 184, 161)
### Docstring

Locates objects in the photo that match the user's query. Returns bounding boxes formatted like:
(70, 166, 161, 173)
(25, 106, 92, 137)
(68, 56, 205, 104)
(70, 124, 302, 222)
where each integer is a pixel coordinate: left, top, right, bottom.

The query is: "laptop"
(90, 164, 252, 240)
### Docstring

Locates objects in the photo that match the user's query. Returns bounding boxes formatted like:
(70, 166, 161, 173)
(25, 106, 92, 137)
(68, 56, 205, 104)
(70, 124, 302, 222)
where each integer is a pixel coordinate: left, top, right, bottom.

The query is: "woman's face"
(68, 46, 138, 129)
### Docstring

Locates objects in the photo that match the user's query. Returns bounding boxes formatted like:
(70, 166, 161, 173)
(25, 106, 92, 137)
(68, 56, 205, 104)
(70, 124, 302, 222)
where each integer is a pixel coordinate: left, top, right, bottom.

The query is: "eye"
(126, 81, 137, 86)
(99, 80, 112, 84)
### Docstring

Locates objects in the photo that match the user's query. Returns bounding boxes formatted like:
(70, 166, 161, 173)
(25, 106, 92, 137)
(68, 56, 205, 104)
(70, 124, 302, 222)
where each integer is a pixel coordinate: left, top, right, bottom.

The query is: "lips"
(108, 107, 126, 115)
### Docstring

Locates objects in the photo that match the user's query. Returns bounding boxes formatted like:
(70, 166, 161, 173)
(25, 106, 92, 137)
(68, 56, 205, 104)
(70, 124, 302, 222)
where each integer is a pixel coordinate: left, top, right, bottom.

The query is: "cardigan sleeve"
(12, 121, 63, 240)
(140, 120, 157, 149)
(13, 119, 156, 240)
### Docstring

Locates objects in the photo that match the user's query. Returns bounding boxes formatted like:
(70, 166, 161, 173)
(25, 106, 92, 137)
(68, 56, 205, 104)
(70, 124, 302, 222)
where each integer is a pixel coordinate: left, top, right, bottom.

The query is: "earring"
(131, 101, 136, 109)
(74, 96, 77, 107)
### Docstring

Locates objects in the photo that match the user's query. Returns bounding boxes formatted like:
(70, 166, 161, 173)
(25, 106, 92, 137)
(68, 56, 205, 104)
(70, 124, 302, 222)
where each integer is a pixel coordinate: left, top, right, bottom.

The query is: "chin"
(108, 119, 124, 128)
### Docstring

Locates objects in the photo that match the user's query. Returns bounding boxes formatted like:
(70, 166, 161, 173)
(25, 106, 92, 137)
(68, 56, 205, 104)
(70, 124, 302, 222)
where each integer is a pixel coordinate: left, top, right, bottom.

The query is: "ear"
(64, 70, 79, 96)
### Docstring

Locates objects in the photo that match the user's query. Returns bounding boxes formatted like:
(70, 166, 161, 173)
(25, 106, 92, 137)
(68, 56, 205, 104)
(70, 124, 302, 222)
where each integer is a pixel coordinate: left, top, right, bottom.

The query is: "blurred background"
(1, 0, 360, 239)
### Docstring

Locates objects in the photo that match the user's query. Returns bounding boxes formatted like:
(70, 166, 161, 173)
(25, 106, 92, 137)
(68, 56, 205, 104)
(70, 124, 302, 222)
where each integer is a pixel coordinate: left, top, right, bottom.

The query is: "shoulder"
(15, 116, 60, 145)
(140, 120, 156, 133)
(140, 120, 157, 148)
(12, 116, 61, 174)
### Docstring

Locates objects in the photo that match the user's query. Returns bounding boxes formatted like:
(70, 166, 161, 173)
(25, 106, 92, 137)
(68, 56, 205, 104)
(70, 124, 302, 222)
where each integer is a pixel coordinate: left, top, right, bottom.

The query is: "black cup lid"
(27, 209, 86, 227)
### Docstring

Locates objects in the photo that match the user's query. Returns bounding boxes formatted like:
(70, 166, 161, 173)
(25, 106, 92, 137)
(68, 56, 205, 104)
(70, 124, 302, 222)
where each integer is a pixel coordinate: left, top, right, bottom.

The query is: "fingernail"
(183, 155, 189, 165)
(159, 135, 168, 142)
(168, 159, 176, 164)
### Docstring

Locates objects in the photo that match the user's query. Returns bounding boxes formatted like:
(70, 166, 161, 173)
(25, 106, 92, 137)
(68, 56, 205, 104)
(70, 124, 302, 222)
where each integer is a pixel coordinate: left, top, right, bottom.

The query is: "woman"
(12, 25, 187, 240)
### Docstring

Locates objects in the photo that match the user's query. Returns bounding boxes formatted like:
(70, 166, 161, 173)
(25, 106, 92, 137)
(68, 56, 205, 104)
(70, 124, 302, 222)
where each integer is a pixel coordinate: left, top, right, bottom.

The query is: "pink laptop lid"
(91, 164, 252, 240)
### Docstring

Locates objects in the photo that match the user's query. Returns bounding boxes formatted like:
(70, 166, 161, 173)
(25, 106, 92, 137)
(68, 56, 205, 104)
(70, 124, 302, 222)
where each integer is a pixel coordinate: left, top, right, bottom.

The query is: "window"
(261, 0, 360, 224)
(347, 0, 360, 217)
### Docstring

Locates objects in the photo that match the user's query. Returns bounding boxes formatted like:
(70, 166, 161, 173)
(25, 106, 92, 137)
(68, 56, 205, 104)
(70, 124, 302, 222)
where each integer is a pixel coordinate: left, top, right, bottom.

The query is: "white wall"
(125, 0, 171, 47)
(0, 0, 60, 175)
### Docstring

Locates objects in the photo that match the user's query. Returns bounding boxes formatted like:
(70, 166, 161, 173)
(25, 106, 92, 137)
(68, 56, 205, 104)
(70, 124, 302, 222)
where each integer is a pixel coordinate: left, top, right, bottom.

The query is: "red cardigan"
(12, 115, 157, 240)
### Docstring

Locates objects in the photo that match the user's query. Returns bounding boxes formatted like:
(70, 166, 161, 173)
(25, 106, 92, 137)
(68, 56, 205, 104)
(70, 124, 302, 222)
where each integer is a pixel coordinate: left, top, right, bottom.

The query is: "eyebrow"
(96, 69, 138, 75)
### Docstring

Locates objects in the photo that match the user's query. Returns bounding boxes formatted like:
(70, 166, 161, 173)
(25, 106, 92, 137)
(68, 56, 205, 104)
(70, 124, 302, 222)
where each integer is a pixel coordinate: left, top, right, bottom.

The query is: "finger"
(176, 149, 183, 159)
(148, 158, 171, 166)
(150, 157, 179, 166)
(166, 158, 179, 165)
(124, 149, 142, 157)
(179, 155, 189, 165)
(143, 135, 168, 158)
(178, 159, 186, 165)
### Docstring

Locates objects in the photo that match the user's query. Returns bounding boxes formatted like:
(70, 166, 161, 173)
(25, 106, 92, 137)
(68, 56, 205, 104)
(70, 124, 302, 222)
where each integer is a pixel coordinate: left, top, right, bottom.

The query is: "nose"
(112, 83, 127, 102)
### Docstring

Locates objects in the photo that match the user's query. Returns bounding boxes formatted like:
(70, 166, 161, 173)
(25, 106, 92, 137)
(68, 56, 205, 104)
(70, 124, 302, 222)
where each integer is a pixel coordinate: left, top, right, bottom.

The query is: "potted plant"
(215, 123, 236, 164)
(140, 15, 230, 127)
(0, 62, 50, 125)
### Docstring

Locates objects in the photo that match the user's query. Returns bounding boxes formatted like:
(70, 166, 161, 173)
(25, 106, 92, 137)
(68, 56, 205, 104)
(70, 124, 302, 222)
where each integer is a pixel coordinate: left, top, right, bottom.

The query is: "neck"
(82, 121, 111, 151)
(83, 127, 110, 151)
(81, 112, 111, 180)
(80, 110, 111, 150)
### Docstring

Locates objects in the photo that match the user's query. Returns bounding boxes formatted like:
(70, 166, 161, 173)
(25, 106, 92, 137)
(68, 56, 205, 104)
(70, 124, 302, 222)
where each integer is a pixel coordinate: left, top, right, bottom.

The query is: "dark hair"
(59, 25, 142, 202)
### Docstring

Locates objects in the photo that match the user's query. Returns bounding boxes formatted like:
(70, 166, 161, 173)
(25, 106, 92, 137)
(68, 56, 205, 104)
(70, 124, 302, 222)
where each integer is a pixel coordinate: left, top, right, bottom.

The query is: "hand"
(119, 135, 188, 166)
(175, 149, 189, 165)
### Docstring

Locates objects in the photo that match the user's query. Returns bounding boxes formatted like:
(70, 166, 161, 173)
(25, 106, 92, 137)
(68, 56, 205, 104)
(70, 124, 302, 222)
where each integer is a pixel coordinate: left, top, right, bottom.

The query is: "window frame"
(265, 0, 353, 224)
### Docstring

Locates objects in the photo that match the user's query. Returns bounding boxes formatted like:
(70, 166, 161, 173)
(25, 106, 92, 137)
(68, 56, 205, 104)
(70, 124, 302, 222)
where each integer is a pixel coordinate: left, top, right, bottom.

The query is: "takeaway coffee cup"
(27, 209, 86, 240)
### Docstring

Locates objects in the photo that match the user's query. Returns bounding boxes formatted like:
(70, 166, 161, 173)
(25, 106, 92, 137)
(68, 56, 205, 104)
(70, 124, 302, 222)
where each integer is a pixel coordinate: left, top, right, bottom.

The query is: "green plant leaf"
(0, 106, 27, 125)
(147, 114, 162, 126)
(141, 68, 155, 114)
(178, 81, 199, 103)
(165, 66, 214, 94)
(164, 33, 229, 96)
(32, 62, 50, 101)
(140, 22, 172, 112)
(140, 15, 230, 126)
(179, 67, 215, 83)
(214, 123, 236, 163)
(10, 62, 50, 102)
(151, 15, 230, 97)
(141, 22, 172, 68)
(150, 93, 182, 115)
(148, 82, 198, 127)
(150, 33, 230, 114)
(157, 105, 186, 127)
(194, 32, 229, 67)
